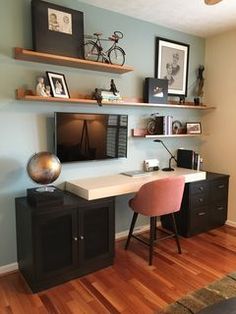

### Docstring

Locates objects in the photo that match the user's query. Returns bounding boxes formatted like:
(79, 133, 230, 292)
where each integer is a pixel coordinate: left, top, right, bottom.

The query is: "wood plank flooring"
(1, 225, 236, 313)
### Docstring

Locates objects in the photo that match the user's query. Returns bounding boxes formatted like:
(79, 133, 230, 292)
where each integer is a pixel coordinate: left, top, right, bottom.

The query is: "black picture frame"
(32, 0, 84, 59)
(186, 122, 202, 134)
(46, 71, 70, 98)
(155, 37, 190, 97)
(144, 78, 168, 104)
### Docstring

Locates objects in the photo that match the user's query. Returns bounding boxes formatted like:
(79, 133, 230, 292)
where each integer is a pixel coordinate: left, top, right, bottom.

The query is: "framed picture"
(32, 0, 84, 58)
(47, 72, 70, 98)
(155, 37, 190, 96)
(186, 122, 202, 134)
(143, 78, 168, 104)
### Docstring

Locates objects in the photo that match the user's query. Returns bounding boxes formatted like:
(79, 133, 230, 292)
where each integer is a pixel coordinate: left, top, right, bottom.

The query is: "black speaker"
(177, 149, 195, 169)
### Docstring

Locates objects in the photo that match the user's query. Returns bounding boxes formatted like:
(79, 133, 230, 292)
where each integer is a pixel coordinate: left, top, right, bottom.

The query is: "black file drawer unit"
(15, 191, 115, 292)
(162, 172, 229, 237)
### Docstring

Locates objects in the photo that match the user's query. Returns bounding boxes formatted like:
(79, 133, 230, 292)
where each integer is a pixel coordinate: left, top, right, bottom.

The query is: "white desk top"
(66, 168, 206, 200)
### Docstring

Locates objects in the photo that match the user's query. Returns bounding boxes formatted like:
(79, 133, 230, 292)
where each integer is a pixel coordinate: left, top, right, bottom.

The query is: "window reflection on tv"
(54, 112, 128, 163)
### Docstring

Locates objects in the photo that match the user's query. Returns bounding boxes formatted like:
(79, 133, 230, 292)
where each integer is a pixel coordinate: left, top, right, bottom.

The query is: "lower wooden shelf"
(16, 88, 215, 110)
(133, 134, 202, 138)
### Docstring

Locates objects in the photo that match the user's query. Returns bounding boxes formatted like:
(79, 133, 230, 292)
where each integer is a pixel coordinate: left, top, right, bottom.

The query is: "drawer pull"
(218, 184, 225, 189)
(198, 212, 206, 216)
(217, 206, 224, 211)
(80, 235, 84, 240)
(199, 186, 204, 191)
(73, 237, 78, 241)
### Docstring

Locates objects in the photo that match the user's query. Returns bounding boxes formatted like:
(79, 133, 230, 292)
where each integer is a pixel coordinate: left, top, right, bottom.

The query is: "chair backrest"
(130, 176, 185, 217)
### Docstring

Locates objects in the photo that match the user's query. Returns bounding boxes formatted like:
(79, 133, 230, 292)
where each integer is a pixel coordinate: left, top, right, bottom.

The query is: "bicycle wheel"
(84, 41, 100, 62)
(108, 47, 125, 66)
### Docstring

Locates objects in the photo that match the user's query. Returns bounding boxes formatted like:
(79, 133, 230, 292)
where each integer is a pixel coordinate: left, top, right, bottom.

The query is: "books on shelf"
(152, 115, 173, 135)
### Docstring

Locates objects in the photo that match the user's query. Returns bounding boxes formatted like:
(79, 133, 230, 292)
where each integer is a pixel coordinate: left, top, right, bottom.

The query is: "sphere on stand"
(27, 152, 61, 192)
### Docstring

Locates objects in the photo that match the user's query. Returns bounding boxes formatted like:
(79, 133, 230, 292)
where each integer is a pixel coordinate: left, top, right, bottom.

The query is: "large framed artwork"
(155, 37, 190, 96)
(32, 0, 84, 58)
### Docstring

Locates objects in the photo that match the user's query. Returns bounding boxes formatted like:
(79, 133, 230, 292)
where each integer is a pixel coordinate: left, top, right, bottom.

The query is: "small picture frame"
(47, 72, 70, 98)
(186, 122, 202, 134)
(143, 78, 168, 104)
(155, 37, 190, 97)
(32, 0, 84, 58)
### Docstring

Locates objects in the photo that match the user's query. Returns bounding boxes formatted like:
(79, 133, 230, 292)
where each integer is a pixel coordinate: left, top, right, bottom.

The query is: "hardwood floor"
(1, 225, 236, 313)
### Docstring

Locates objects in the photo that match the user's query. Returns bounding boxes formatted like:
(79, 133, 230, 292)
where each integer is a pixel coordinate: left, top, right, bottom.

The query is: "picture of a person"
(49, 13, 59, 31)
(55, 80, 63, 94)
(171, 53, 180, 76)
(163, 63, 174, 86)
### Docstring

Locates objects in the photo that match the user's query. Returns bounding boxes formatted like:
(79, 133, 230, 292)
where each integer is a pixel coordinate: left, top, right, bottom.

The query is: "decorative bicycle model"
(84, 31, 126, 66)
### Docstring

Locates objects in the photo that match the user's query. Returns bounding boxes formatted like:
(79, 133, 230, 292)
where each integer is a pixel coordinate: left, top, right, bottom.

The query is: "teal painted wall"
(0, 0, 205, 267)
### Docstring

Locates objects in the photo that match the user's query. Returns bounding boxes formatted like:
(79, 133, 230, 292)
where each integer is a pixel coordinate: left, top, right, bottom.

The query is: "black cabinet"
(15, 191, 115, 292)
(161, 172, 229, 237)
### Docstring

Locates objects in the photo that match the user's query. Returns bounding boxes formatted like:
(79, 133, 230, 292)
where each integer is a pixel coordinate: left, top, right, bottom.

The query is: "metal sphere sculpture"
(27, 152, 61, 192)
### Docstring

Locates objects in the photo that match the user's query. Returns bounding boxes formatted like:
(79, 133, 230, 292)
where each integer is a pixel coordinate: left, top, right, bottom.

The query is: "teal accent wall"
(0, 0, 205, 267)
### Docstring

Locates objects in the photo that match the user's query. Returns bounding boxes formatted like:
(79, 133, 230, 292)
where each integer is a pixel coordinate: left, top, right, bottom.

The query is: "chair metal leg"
(171, 213, 181, 254)
(125, 212, 138, 250)
(154, 216, 157, 240)
(149, 217, 156, 265)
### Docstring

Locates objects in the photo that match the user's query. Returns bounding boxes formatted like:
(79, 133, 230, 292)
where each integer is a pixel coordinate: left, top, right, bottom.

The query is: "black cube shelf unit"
(15, 191, 115, 292)
(161, 172, 229, 237)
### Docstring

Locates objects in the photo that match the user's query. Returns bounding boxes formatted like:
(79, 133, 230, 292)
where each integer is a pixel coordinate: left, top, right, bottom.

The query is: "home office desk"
(15, 168, 208, 292)
(65, 168, 206, 200)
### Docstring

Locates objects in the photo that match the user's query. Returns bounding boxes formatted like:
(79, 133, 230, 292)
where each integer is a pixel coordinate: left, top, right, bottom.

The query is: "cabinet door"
(34, 208, 78, 281)
(78, 200, 115, 269)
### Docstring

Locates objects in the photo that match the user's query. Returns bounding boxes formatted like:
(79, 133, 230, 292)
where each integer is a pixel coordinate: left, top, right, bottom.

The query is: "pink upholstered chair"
(125, 176, 185, 265)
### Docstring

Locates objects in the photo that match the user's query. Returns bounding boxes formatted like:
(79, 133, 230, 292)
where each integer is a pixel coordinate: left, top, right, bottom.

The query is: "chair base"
(125, 213, 181, 265)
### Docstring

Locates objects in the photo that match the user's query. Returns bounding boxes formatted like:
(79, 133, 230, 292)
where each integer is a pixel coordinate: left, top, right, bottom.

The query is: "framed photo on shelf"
(47, 72, 70, 98)
(143, 77, 168, 104)
(32, 0, 84, 58)
(186, 122, 202, 134)
(155, 37, 190, 97)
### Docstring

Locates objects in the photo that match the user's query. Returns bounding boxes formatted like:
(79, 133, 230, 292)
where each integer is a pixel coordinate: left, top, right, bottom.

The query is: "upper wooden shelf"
(16, 89, 215, 110)
(14, 47, 134, 74)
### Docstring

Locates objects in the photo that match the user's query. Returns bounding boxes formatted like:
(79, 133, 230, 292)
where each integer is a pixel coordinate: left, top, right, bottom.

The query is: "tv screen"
(54, 112, 128, 163)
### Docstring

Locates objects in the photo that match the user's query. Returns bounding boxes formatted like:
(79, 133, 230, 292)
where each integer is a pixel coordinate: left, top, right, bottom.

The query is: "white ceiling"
(78, 0, 236, 37)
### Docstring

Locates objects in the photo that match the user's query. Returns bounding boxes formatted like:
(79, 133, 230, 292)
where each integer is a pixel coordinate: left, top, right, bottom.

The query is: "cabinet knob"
(80, 236, 84, 240)
(199, 198, 204, 202)
(73, 237, 78, 241)
(199, 186, 204, 191)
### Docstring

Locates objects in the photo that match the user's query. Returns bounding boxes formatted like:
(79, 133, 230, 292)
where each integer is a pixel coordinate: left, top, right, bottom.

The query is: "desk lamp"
(154, 139, 177, 171)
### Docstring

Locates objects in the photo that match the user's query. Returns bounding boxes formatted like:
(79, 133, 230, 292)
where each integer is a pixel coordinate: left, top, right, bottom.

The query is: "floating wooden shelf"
(14, 47, 134, 74)
(16, 89, 215, 110)
(144, 134, 202, 138)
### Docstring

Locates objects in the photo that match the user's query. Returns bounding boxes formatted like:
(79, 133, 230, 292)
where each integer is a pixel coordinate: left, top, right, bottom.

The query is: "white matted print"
(155, 37, 189, 96)
(46, 72, 70, 98)
(48, 8, 72, 35)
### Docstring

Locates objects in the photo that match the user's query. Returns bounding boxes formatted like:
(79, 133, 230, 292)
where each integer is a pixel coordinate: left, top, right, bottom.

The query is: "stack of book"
(152, 115, 173, 135)
(101, 90, 122, 102)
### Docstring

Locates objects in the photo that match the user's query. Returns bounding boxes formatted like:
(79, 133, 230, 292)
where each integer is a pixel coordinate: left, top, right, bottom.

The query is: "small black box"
(177, 149, 195, 169)
(27, 187, 64, 207)
(144, 78, 168, 104)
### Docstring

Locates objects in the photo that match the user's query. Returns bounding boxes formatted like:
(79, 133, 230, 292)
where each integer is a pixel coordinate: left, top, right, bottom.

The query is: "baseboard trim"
(0, 262, 18, 276)
(115, 222, 161, 241)
(226, 220, 236, 228)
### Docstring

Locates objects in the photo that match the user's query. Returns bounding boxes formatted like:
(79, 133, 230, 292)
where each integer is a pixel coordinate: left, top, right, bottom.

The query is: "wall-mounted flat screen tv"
(54, 112, 128, 163)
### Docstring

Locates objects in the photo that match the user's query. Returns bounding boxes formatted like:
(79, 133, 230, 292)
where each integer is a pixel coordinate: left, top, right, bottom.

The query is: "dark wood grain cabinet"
(15, 191, 115, 292)
(162, 172, 229, 237)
